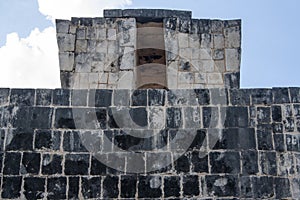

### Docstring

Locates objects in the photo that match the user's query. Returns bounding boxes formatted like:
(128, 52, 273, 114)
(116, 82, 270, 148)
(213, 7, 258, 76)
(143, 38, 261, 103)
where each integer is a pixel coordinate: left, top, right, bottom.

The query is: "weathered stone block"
(224, 106, 248, 127)
(207, 73, 223, 85)
(257, 124, 273, 150)
(35, 130, 61, 151)
(24, 177, 45, 199)
(225, 48, 240, 71)
(224, 26, 241, 48)
(10, 89, 35, 106)
(213, 49, 224, 60)
(36, 89, 52, 106)
(200, 33, 212, 48)
(1, 176, 22, 199)
(213, 33, 225, 49)
(76, 27, 86, 39)
(183, 175, 200, 196)
(252, 177, 274, 198)
(42, 154, 62, 175)
(75, 39, 88, 53)
(0, 88, 9, 106)
(3, 152, 21, 175)
(53, 89, 70, 106)
(57, 33, 75, 52)
(260, 151, 277, 175)
(210, 151, 240, 174)
(164, 176, 180, 198)
(75, 53, 92, 72)
(120, 175, 137, 198)
(22, 152, 41, 174)
(103, 176, 119, 198)
(138, 176, 162, 198)
(206, 175, 239, 197)
(65, 154, 89, 175)
(47, 177, 67, 199)
(56, 19, 70, 33)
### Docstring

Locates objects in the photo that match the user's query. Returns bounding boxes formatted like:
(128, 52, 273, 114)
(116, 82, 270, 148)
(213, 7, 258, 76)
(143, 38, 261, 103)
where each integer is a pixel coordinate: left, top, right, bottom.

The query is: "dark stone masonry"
(1, 8, 300, 200)
(0, 87, 300, 199)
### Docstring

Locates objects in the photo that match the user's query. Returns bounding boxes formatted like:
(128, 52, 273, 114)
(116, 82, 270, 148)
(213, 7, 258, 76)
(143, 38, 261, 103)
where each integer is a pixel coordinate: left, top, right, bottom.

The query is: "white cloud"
(38, 0, 132, 21)
(0, 27, 61, 88)
(0, 0, 132, 88)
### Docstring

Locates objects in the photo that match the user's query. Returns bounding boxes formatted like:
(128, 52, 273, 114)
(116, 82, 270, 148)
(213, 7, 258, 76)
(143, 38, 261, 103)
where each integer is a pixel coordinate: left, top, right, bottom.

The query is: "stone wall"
(0, 87, 300, 199)
(57, 9, 241, 90)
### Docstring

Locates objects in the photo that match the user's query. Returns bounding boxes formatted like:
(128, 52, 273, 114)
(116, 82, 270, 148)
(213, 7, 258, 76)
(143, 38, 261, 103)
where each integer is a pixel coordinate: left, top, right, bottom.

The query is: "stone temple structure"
(0, 9, 300, 199)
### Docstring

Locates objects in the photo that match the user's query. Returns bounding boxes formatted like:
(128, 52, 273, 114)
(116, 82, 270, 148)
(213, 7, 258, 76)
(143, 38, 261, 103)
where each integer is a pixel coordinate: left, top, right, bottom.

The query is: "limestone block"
(117, 71, 134, 89)
(215, 60, 226, 73)
(108, 72, 119, 84)
(178, 18, 191, 33)
(57, 33, 75, 52)
(211, 20, 224, 33)
(224, 19, 241, 28)
(87, 40, 96, 52)
(92, 52, 106, 62)
(99, 72, 108, 84)
(72, 73, 80, 89)
(184, 107, 201, 128)
(75, 53, 91, 72)
(179, 48, 192, 60)
(119, 47, 135, 70)
(107, 29, 117, 40)
(86, 27, 96, 40)
(207, 73, 223, 84)
(178, 33, 189, 48)
(76, 27, 86, 39)
(167, 67, 178, 89)
(213, 34, 225, 49)
(92, 18, 106, 27)
(119, 29, 136, 47)
(105, 18, 117, 29)
(148, 107, 165, 129)
(225, 48, 241, 71)
(69, 25, 77, 34)
(198, 60, 214, 72)
(59, 52, 74, 71)
(96, 28, 106, 40)
(213, 49, 224, 60)
(89, 83, 98, 89)
(56, 20, 70, 33)
(191, 48, 200, 60)
(189, 34, 200, 49)
(98, 84, 107, 89)
(165, 35, 178, 61)
(105, 53, 119, 72)
(200, 33, 212, 48)
(178, 72, 194, 84)
(79, 73, 89, 88)
(91, 61, 105, 72)
(96, 40, 107, 53)
(75, 40, 87, 53)
(199, 48, 212, 60)
(194, 73, 207, 84)
(117, 18, 136, 47)
(89, 73, 99, 88)
(107, 41, 118, 54)
(224, 26, 241, 48)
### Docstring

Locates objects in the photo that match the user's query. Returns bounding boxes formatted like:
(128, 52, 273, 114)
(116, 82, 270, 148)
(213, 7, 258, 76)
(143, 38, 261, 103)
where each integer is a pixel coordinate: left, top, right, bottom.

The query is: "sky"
(0, 0, 299, 88)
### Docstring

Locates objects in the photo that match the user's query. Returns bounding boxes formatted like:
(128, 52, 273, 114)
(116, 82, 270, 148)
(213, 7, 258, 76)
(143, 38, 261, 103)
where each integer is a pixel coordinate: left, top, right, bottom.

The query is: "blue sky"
(0, 0, 299, 88)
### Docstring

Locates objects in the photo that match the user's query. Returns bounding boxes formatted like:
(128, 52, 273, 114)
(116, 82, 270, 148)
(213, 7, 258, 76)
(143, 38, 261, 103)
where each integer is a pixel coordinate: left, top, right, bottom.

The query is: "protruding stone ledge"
(103, 9, 192, 19)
